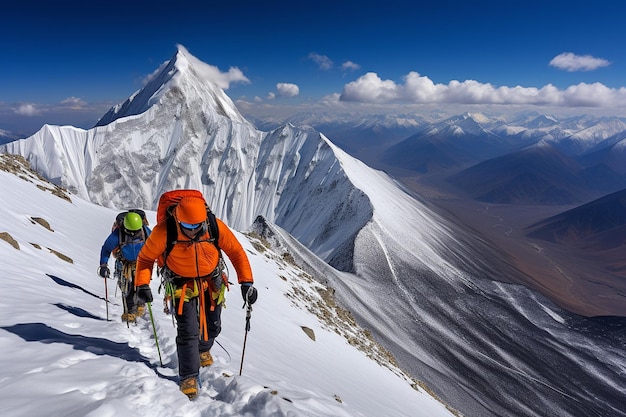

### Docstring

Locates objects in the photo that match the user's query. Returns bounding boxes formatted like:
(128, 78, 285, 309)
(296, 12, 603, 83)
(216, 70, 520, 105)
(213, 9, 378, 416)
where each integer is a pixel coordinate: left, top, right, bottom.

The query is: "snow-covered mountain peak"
(438, 113, 492, 137)
(533, 138, 553, 149)
(96, 44, 247, 127)
(465, 112, 490, 123)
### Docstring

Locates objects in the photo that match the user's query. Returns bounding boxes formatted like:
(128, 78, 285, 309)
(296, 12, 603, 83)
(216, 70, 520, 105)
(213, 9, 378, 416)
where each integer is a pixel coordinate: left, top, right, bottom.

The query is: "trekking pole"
(239, 301, 253, 376)
(103, 269, 110, 321)
(147, 302, 163, 366)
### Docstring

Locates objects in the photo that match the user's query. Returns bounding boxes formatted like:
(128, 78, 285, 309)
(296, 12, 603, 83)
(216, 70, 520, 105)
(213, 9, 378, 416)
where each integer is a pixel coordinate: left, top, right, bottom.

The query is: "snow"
(0, 156, 455, 417)
(468, 113, 489, 123)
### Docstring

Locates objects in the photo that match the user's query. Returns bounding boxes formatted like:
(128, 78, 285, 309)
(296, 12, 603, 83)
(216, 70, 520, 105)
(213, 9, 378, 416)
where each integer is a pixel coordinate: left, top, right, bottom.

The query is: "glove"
(98, 264, 110, 278)
(135, 285, 153, 303)
(241, 283, 258, 305)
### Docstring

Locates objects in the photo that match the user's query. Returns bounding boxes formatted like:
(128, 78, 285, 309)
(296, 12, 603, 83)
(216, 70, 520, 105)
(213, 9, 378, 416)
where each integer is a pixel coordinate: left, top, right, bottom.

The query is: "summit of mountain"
(96, 44, 247, 127)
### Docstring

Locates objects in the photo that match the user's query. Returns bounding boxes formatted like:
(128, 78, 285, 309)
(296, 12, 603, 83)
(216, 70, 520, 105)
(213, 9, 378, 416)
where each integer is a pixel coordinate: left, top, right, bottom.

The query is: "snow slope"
(0, 155, 455, 417)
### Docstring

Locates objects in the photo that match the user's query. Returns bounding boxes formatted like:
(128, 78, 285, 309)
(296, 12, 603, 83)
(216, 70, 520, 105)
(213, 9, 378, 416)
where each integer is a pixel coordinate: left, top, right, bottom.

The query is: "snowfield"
(0, 155, 455, 417)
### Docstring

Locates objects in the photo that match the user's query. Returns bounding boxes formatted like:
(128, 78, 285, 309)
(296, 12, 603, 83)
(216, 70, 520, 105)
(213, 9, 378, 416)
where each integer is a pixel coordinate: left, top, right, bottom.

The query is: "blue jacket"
(100, 226, 152, 265)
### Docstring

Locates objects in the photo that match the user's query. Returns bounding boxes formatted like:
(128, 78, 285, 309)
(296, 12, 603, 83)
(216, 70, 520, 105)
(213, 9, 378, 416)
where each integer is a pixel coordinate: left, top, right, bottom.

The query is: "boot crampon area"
(200, 351, 213, 367)
(121, 312, 136, 323)
(180, 377, 198, 399)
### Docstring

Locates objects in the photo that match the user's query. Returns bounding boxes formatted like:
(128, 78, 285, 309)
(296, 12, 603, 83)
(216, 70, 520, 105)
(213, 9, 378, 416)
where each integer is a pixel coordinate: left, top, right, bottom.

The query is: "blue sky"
(2, 0, 625, 136)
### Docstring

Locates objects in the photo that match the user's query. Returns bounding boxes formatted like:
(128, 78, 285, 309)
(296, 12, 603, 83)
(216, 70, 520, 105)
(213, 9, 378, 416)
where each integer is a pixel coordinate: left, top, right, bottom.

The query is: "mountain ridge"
(446, 140, 588, 204)
(526, 188, 626, 249)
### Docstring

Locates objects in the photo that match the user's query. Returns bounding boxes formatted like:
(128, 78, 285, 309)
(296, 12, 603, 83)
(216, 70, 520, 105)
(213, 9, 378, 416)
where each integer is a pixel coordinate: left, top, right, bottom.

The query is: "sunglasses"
(179, 221, 203, 231)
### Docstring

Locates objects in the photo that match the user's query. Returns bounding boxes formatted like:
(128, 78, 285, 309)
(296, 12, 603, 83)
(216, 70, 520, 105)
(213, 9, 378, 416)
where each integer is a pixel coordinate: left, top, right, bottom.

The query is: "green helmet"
(123, 212, 143, 231)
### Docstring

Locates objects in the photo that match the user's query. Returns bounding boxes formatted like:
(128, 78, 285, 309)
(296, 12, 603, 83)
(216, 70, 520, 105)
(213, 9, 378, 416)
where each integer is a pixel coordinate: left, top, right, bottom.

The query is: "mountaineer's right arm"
(135, 223, 167, 287)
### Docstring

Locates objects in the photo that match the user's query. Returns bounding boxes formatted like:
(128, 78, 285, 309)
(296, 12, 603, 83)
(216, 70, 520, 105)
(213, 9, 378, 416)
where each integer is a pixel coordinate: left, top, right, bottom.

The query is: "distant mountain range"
(447, 140, 626, 204)
(249, 110, 626, 208)
(0, 128, 24, 145)
(248, 110, 626, 304)
(252, 110, 626, 306)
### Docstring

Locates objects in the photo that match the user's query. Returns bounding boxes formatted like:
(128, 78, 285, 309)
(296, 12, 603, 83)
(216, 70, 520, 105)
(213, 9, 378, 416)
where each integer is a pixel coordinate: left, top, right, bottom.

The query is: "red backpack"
(156, 190, 220, 265)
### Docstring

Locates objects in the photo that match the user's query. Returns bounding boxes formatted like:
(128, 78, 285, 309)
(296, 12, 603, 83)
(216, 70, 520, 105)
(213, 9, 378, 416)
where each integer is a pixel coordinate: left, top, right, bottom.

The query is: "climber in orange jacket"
(134, 195, 257, 399)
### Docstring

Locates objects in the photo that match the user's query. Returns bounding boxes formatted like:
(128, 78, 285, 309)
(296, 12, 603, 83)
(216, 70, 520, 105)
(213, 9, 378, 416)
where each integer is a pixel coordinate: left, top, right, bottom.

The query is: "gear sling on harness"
(162, 255, 228, 342)
(168, 267, 228, 342)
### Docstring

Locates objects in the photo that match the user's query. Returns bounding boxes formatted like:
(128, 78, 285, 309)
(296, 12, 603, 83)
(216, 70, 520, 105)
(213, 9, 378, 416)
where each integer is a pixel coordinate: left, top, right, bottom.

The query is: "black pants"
(175, 292, 222, 379)
(116, 260, 139, 313)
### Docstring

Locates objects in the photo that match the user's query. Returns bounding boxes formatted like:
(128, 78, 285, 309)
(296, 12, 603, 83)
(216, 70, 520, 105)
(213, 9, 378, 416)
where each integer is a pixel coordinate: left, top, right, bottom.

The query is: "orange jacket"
(135, 217, 253, 287)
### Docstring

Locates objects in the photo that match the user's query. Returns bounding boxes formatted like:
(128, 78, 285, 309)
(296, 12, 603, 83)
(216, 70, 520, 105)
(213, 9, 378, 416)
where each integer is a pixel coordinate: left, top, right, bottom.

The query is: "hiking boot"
(180, 377, 198, 399)
(136, 304, 145, 316)
(200, 351, 213, 367)
(121, 312, 136, 322)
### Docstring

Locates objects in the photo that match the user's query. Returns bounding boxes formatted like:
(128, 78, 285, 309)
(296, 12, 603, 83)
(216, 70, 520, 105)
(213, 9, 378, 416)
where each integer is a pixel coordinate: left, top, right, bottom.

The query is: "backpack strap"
(206, 211, 220, 251)
(117, 224, 147, 262)
(163, 209, 179, 264)
(117, 227, 124, 259)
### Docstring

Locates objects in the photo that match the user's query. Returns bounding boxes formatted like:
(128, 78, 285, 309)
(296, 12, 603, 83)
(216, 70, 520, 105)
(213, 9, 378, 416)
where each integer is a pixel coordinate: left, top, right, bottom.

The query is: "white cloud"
(276, 83, 300, 98)
(149, 45, 251, 90)
(549, 52, 611, 72)
(60, 96, 85, 105)
(342, 61, 360, 71)
(340, 72, 399, 102)
(60, 96, 87, 109)
(320, 92, 342, 104)
(144, 62, 249, 90)
(340, 71, 626, 108)
(194, 64, 250, 90)
(308, 52, 333, 70)
(15, 103, 40, 116)
(262, 83, 299, 101)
